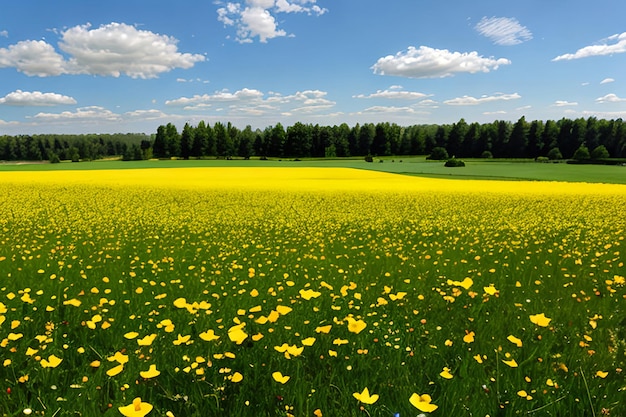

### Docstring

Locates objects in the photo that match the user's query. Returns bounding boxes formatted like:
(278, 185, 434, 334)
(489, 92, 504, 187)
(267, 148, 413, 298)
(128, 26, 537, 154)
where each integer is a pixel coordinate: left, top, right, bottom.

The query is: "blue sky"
(1, 0, 625, 134)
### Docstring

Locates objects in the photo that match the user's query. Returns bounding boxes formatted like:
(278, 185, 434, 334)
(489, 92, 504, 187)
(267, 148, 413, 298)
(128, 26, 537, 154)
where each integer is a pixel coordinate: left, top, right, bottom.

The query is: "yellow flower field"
(0, 167, 625, 416)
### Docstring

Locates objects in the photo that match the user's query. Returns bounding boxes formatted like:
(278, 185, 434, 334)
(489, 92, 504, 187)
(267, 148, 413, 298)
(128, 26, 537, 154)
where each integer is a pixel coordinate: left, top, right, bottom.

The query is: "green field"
(1, 156, 625, 184)
(0, 165, 625, 417)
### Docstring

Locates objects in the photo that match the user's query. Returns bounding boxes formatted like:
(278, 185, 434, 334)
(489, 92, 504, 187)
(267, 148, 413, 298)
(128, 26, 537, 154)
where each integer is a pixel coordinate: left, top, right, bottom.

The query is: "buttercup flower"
(353, 387, 379, 404)
(118, 397, 153, 417)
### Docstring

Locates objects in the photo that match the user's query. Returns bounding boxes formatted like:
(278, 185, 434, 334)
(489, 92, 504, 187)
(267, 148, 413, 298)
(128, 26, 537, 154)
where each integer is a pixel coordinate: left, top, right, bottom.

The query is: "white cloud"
(475, 16, 532, 46)
(353, 89, 431, 100)
(0, 23, 205, 78)
(595, 93, 626, 103)
(166, 88, 334, 115)
(239, 7, 286, 43)
(553, 100, 578, 107)
(372, 46, 510, 79)
(0, 90, 77, 106)
(31, 106, 121, 122)
(166, 88, 265, 106)
(444, 92, 521, 106)
(0, 30, 8, 37)
(600, 77, 615, 84)
(59, 23, 205, 78)
(553, 32, 626, 61)
(0, 40, 67, 76)
(217, 0, 327, 43)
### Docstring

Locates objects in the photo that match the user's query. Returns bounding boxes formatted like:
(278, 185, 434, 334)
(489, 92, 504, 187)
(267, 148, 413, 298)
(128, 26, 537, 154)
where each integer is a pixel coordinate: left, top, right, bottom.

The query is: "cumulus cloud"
(372, 46, 510, 79)
(475, 16, 532, 46)
(0, 23, 205, 78)
(166, 88, 334, 114)
(595, 93, 626, 103)
(0, 90, 77, 106)
(553, 100, 578, 107)
(353, 88, 431, 100)
(0, 40, 67, 76)
(217, 0, 327, 43)
(444, 92, 521, 106)
(31, 106, 122, 122)
(600, 77, 615, 84)
(553, 32, 626, 61)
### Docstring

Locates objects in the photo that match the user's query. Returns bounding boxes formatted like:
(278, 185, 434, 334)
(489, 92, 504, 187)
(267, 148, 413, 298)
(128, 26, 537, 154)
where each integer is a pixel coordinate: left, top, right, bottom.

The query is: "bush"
(427, 147, 449, 160)
(535, 156, 549, 163)
(572, 144, 590, 161)
(547, 147, 563, 160)
(481, 151, 493, 159)
(48, 152, 61, 164)
(591, 145, 610, 160)
(364, 155, 373, 162)
(444, 158, 465, 167)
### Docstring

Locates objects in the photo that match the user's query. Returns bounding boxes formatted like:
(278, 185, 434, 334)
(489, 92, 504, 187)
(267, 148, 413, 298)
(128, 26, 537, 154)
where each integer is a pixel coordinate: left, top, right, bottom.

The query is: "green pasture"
(1, 156, 625, 184)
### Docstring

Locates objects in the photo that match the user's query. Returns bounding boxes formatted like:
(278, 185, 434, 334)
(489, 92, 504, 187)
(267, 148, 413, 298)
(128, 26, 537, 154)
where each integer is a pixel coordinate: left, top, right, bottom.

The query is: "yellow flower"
(228, 323, 248, 345)
(302, 337, 316, 346)
(137, 333, 157, 346)
(529, 313, 552, 327)
(409, 393, 438, 413)
(299, 289, 321, 300)
(439, 367, 453, 379)
(173, 334, 192, 345)
(140, 364, 160, 379)
(507, 335, 523, 347)
(199, 329, 220, 341)
(315, 324, 332, 334)
(230, 372, 243, 383)
(353, 387, 379, 404)
(40, 355, 62, 368)
(346, 317, 367, 334)
(596, 371, 608, 378)
(108, 351, 129, 364)
(118, 397, 153, 417)
(483, 284, 498, 295)
(106, 363, 124, 377)
(272, 371, 290, 384)
(502, 359, 518, 368)
(463, 331, 475, 343)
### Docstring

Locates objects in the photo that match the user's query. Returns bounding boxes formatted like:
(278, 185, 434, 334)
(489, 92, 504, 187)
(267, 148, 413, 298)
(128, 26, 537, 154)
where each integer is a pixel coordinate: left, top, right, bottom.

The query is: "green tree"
(285, 122, 312, 157)
(572, 144, 590, 160)
(508, 116, 529, 157)
(590, 144, 610, 159)
(180, 123, 194, 160)
(191, 121, 208, 157)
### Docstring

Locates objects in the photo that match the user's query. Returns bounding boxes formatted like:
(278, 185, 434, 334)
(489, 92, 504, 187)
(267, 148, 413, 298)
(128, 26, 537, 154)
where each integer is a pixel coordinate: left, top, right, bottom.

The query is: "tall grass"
(0, 168, 624, 416)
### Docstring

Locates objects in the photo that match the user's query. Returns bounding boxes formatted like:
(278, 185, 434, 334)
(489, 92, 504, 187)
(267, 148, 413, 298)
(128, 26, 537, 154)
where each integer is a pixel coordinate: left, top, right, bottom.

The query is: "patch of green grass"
(0, 181, 624, 416)
(2, 156, 625, 184)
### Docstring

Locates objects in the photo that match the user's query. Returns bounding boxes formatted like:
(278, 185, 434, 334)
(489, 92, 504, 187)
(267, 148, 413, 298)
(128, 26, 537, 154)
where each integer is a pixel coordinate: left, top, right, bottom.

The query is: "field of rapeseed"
(0, 168, 625, 417)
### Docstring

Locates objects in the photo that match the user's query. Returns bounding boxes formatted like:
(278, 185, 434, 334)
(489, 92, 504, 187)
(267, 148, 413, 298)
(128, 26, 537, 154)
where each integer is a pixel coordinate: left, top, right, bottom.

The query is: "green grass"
(2, 156, 626, 184)
(0, 180, 624, 417)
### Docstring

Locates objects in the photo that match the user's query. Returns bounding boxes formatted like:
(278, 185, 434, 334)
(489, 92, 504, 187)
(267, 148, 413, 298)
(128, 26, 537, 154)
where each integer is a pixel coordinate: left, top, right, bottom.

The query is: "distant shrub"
(364, 155, 373, 162)
(427, 147, 449, 160)
(535, 156, 549, 163)
(591, 145, 610, 160)
(572, 144, 590, 161)
(445, 158, 465, 167)
(481, 151, 493, 159)
(547, 147, 563, 160)
(48, 152, 61, 164)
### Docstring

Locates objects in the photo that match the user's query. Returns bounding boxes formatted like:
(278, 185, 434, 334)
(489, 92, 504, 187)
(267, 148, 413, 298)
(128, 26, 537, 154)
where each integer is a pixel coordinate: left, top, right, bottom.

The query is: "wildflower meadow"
(0, 167, 624, 417)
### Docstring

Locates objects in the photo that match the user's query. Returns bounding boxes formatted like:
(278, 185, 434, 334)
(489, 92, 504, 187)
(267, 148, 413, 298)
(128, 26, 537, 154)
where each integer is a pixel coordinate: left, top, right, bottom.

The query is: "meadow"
(0, 167, 625, 417)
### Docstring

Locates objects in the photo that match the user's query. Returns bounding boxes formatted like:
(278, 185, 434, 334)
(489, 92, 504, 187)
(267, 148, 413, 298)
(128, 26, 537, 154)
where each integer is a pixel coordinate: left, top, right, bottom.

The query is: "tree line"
(153, 117, 626, 161)
(0, 133, 151, 162)
(2, 116, 626, 162)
